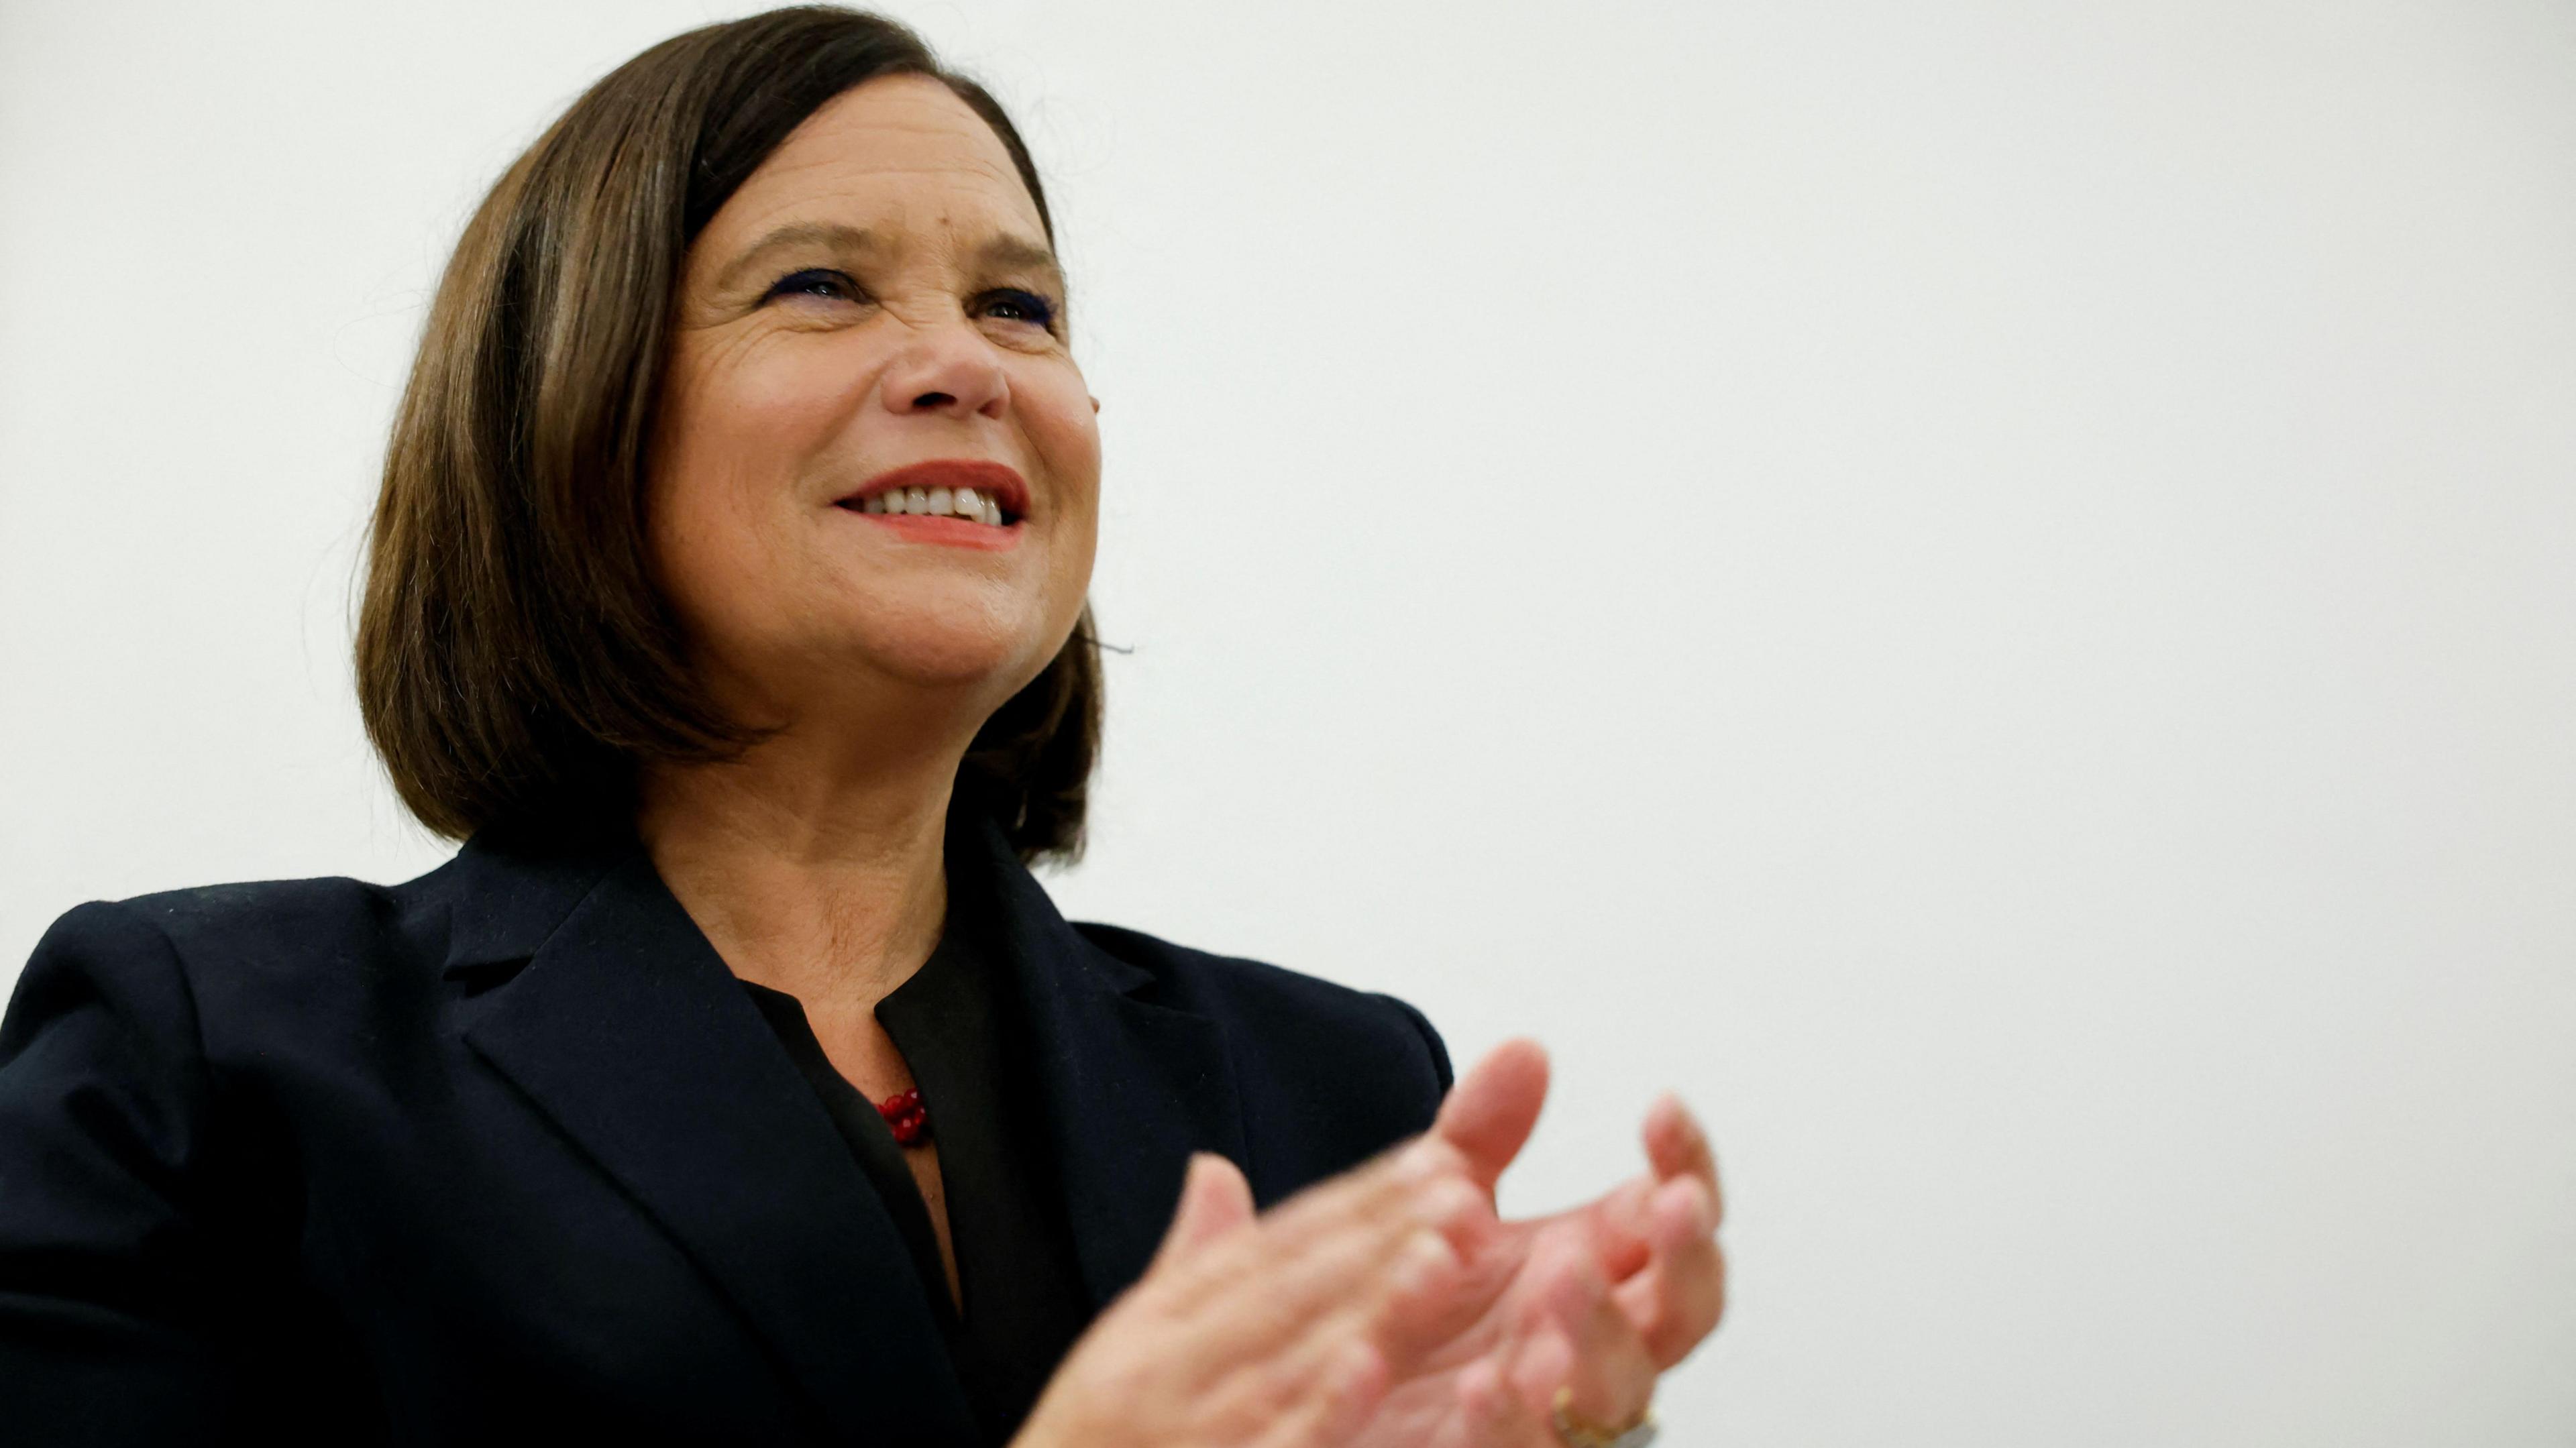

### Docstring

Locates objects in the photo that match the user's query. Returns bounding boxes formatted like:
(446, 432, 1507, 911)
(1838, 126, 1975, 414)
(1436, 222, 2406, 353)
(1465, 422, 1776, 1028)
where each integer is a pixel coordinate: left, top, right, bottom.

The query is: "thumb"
(1151, 1152, 1256, 1270)
(1434, 1038, 1550, 1192)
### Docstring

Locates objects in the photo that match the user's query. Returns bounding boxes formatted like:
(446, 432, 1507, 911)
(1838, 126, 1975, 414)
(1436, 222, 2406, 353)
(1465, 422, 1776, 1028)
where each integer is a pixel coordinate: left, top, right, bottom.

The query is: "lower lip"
(836, 506, 1023, 551)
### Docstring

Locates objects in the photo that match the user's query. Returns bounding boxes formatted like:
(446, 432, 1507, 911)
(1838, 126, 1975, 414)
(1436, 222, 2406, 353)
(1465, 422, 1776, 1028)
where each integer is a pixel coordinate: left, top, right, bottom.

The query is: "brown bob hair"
(356, 6, 1100, 863)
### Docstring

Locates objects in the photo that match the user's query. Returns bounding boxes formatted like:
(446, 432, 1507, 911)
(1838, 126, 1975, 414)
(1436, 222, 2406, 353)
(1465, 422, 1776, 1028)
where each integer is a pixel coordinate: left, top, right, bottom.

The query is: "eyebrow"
(709, 220, 1066, 296)
(974, 233, 1064, 286)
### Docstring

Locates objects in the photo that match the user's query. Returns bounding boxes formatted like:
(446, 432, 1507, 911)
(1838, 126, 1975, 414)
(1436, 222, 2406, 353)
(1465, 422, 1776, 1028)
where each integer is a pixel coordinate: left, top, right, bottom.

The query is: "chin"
(846, 612, 1058, 695)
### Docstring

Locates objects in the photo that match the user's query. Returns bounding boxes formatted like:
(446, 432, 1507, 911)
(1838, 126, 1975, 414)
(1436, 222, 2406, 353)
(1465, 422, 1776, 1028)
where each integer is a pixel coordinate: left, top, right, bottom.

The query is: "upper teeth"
(862, 485, 1008, 526)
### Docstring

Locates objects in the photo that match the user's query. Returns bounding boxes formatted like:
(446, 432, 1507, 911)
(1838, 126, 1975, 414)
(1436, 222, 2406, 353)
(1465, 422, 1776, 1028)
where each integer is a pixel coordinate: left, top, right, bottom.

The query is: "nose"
(880, 319, 1009, 421)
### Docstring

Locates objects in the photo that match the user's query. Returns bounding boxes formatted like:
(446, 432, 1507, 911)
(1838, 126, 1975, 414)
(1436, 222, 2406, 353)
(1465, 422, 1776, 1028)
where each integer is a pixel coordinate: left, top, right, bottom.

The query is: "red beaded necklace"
(875, 1088, 930, 1147)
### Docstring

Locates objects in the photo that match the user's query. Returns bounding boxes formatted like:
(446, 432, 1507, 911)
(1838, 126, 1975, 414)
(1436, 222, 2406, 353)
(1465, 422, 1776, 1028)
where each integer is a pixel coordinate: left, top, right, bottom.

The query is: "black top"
(739, 911, 1091, 1444)
(0, 803, 1454, 1445)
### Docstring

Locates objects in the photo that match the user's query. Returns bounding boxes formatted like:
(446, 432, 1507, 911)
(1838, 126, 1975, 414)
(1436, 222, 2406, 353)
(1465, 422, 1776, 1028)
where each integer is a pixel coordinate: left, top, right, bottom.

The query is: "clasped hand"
(1017, 1042, 1725, 1447)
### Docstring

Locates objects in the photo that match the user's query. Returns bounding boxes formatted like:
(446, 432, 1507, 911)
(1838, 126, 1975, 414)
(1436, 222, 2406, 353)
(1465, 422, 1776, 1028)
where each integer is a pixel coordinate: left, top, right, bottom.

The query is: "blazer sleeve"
(0, 901, 244, 1441)
(1377, 992, 1455, 1096)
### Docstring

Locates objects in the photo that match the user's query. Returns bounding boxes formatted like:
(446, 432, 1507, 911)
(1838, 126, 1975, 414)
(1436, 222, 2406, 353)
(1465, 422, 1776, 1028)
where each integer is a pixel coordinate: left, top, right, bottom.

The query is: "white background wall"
(4, 0, 2573, 1441)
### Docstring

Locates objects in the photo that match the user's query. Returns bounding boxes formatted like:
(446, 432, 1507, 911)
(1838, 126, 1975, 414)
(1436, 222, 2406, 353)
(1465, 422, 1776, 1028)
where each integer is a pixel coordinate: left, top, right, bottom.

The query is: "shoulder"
(87, 873, 411, 951)
(36, 871, 425, 972)
(1069, 920, 1454, 1194)
(17, 875, 399, 983)
(1072, 921, 1450, 1088)
(7, 868, 454, 1068)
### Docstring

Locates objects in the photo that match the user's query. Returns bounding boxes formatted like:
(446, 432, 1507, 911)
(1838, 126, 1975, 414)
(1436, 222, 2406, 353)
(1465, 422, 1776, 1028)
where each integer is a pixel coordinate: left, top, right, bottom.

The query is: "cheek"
(666, 337, 863, 492)
(651, 339, 861, 594)
(1032, 394, 1102, 625)
(1018, 365, 1102, 535)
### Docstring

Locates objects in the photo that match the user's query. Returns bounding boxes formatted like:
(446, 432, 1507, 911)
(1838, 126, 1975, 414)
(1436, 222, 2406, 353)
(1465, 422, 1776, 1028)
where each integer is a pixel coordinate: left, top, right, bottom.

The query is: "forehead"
(706, 74, 1044, 247)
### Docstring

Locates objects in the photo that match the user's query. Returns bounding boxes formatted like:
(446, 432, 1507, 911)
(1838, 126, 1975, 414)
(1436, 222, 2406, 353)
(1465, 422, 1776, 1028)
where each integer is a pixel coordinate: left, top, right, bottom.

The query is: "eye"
(763, 268, 863, 304)
(979, 288, 1059, 333)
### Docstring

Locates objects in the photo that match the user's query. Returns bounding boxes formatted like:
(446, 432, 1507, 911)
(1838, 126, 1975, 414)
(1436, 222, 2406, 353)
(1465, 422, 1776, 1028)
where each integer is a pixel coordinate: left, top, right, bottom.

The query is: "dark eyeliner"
(985, 288, 1059, 331)
(764, 268, 857, 302)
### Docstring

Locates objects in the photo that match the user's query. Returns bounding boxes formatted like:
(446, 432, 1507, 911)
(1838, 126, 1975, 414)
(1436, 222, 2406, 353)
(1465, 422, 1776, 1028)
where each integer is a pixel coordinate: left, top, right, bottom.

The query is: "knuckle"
(1413, 1175, 1487, 1229)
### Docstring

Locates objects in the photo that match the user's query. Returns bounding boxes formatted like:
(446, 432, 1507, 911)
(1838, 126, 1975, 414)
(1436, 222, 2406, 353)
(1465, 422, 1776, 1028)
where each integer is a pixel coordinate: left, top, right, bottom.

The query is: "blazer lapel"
(450, 837, 978, 1445)
(958, 815, 1250, 1308)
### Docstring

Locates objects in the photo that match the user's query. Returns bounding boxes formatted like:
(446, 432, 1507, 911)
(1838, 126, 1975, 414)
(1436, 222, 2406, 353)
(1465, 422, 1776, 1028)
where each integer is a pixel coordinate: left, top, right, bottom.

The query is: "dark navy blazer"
(0, 812, 1452, 1445)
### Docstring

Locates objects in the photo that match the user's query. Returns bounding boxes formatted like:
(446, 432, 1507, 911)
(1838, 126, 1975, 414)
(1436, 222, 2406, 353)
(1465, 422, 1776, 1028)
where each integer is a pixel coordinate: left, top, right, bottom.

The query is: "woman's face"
(649, 75, 1099, 733)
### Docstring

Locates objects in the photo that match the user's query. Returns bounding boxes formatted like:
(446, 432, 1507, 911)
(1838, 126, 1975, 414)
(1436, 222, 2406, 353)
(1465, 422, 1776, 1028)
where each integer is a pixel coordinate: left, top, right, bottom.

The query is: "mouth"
(835, 458, 1028, 534)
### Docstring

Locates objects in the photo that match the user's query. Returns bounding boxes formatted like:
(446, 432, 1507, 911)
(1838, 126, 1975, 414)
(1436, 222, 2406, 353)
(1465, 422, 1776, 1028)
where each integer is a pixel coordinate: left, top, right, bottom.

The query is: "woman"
(0, 8, 1721, 1444)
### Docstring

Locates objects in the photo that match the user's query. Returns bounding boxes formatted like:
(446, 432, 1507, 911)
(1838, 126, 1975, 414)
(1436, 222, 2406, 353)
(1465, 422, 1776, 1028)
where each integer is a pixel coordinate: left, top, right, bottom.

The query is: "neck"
(635, 721, 966, 1013)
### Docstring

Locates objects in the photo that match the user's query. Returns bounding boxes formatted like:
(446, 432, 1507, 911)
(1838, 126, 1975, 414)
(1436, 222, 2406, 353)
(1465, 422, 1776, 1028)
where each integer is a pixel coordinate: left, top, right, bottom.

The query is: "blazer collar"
(948, 808, 1249, 1307)
(430, 799, 1246, 1431)
(445, 829, 978, 1445)
(433, 826, 621, 974)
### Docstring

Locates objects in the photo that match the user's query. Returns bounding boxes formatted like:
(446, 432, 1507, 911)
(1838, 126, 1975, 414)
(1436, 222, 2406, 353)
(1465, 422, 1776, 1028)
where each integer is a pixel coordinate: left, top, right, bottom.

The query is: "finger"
(1157, 1135, 1482, 1317)
(1247, 1335, 1390, 1448)
(1454, 1355, 1515, 1438)
(1146, 1131, 1498, 1372)
(1179, 1201, 1477, 1368)
(1434, 1039, 1550, 1191)
(1516, 1171, 1663, 1292)
(1454, 1349, 1552, 1448)
(1503, 1323, 1581, 1448)
(1313, 1337, 1392, 1443)
(1371, 1204, 1515, 1372)
(1513, 1228, 1660, 1433)
(1120, 1213, 1437, 1447)
(1613, 1174, 1727, 1369)
(1221, 1237, 1452, 1448)
(1642, 1093, 1721, 1223)
(1232, 1146, 1487, 1274)
(1575, 1174, 1660, 1285)
(1150, 1152, 1258, 1270)
(1237, 1132, 1485, 1262)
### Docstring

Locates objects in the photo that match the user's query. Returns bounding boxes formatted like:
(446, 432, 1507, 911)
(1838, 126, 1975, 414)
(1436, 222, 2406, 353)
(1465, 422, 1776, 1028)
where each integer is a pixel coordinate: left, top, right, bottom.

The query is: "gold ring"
(1552, 1386, 1658, 1448)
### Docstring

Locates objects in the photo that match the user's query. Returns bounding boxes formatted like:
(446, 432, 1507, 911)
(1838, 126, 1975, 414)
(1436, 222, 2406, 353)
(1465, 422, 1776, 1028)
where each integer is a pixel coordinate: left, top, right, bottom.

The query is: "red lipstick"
(834, 458, 1028, 551)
